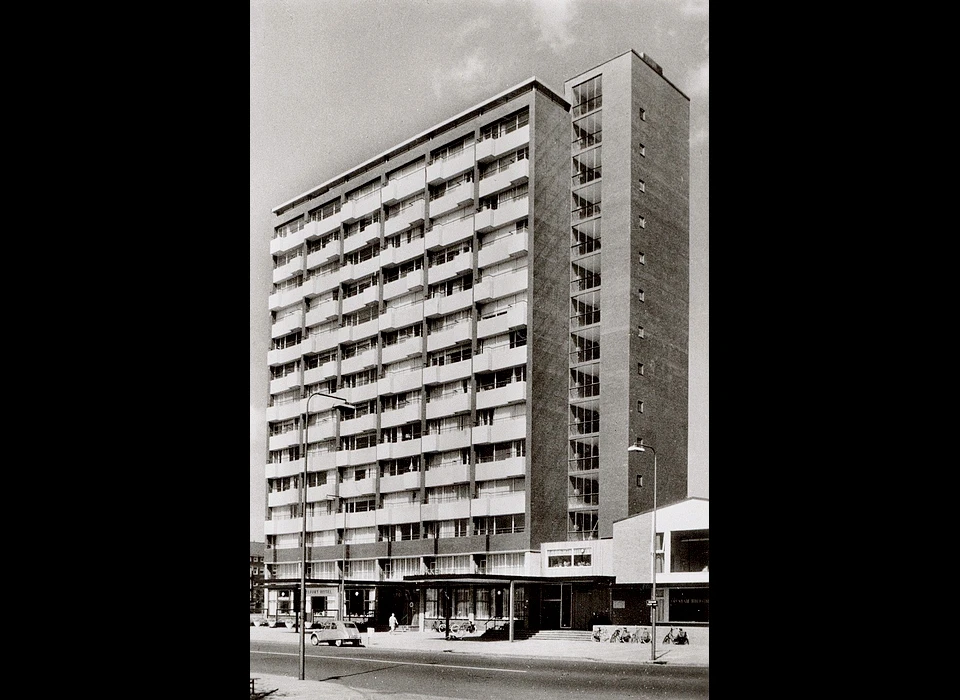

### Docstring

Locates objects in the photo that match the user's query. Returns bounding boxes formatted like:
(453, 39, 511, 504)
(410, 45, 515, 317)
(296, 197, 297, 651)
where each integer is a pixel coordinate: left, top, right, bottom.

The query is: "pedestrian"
(675, 628, 689, 645)
(389, 612, 398, 634)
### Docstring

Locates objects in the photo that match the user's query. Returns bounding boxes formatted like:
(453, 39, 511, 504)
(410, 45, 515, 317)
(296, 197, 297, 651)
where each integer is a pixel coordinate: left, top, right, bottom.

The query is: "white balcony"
(307, 482, 337, 503)
(378, 371, 423, 397)
(473, 268, 529, 304)
(425, 392, 471, 420)
(271, 310, 304, 339)
(303, 360, 338, 386)
(379, 470, 421, 493)
(421, 288, 474, 318)
(268, 430, 300, 452)
(337, 317, 379, 345)
(378, 502, 421, 525)
(475, 455, 525, 482)
(473, 417, 526, 444)
(475, 125, 530, 163)
(270, 224, 309, 256)
(421, 428, 471, 453)
(343, 224, 382, 256)
(426, 147, 475, 185)
(272, 255, 305, 285)
(424, 462, 470, 488)
(425, 215, 474, 251)
(472, 345, 527, 373)
(470, 491, 525, 517)
(335, 446, 378, 468)
(268, 342, 304, 367)
(265, 458, 304, 480)
(305, 420, 336, 444)
(305, 271, 339, 298)
(266, 401, 302, 424)
(342, 190, 382, 223)
(428, 184, 474, 219)
(269, 371, 300, 396)
(307, 511, 338, 533)
(426, 323, 472, 353)
(306, 240, 342, 269)
(305, 297, 339, 326)
(422, 360, 472, 386)
(382, 270, 425, 303)
(339, 255, 380, 283)
(339, 382, 378, 406)
(339, 412, 378, 436)
(384, 199, 426, 236)
(377, 438, 422, 461)
(383, 169, 426, 205)
(341, 286, 379, 316)
(379, 237, 425, 268)
(381, 336, 423, 365)
(264, 517, 301, 536)
(338, 476, 376, 500)
(426, 255, 473, 286)
(435, 500, 471, 520)
(476, 302, 527, 340)
(476, 381, 527, 410)
(340, 348, 378, 376)
(478, 229, 528, 268)
(268, 284, 306, 312)
(267, 488, 300, 508)
(344, 509, 377, 530)
(479, 159, 529, 199)
(379, 402, 423, 429)
(474, 196, 528, 233)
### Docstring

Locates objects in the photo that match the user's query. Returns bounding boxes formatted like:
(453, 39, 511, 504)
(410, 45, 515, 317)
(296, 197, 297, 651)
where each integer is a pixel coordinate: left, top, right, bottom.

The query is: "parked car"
(309, 620, 362, 646)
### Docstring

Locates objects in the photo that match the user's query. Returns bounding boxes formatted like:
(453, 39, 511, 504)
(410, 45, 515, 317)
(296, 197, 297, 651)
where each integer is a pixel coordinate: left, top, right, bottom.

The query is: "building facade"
(260, 50, 690, 632)
(250, 541, 265, 612)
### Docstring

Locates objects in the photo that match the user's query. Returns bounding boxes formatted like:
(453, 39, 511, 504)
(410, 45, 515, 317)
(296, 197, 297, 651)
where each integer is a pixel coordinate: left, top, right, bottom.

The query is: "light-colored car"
(309, 620, 362, 646)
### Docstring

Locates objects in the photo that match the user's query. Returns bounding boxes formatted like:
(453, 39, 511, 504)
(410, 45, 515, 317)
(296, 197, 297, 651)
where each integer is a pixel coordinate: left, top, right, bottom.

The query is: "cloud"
(685, 59, 709, 98)
(530, 0, 577, 51)
(431, 51, 500, 101)
(681, 0, 710, 16)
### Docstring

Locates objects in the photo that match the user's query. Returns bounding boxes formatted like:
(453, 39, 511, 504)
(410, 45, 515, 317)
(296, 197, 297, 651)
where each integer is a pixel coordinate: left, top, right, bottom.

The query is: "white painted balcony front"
(269, 371, 300, 395)
(307, 511, 338, 532)
(470, 491, 525, 517)
(344, 509, 377, 529)
(472, 344, 528, 373)
(422, 288, 474, 318)
(268, 430, 300, 452)
(382, 270, 425, 303)
(272, 255, 305, 285)
(426, 146, 475, 185)
(479, 159, 529, 199)
(428, 184, 474, 219)
(305, 297, 339, 326)
(384, 199, 425, 236)
(339, 411, 378, 436)
(426, 254, 473, 286)
(425, 462, 470, 488)
(270, 224, 309, 256)
(426, 323, 472, 353)
(305, 420, 336, 443)
(268, 284, 306, 312)
(338, 476, 376, 500)
(266, 401, 302, 424)
(435, 500, 471, 520)
(421, 428, 471, 453)
(379, 237, 425, 268)
(264, 517, 301, 536)
(478, 229, 529, 268)
(341, 286, 379, 316)
(314, 207, 346, 235)
(476, 381, 527, 410)
(342, 190, 382, 223)
(340, 348, 378, 376)
(425, 392, 471, 420)
(306, 270, 340, 297)
(380, 402, 422, 429)
(475, 125, 530, 163)
(307, 482, 337, 504)
(337, 318, 379, 345)
(377, 438, 422, 461)
(343, 224, 382, 256)
(476, 302, 527, 339)
(378, 371, 422, 397)
(303, 360, 338, 386)
(339, 254, 380, 283)
(474, 268, 528, 304)
(383, 169, 426, 205)
(267, 488, 299, 509)
(379, 470, 421, 493)
(475, 196, 528, 233)
(339, 382, 378, 406)
(422, 360, 472, 386)
(475, 455, 525, 482)
(268, 342, 303, 367)
(265, 458, 304, 480)
(379, 502, 421, 526)
(380, 335, 423, 365)
(473, 417, 526, 445)
(271, 310, 304, 339)
(425, 215, 474, 251)
(306, 240, 342, 269)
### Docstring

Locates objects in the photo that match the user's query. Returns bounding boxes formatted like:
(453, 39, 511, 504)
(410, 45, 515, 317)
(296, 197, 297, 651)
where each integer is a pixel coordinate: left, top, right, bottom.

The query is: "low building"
(250, 541, 265, 613)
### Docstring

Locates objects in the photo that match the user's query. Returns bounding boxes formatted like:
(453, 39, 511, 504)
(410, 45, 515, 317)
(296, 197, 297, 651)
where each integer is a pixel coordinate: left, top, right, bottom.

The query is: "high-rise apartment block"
(262, 50, 690, 632)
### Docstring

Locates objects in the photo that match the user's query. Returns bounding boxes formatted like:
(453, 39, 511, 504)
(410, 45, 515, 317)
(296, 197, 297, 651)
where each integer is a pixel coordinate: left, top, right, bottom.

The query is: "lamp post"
(298, 391, 354, 681)
(628, 441, 658, 662)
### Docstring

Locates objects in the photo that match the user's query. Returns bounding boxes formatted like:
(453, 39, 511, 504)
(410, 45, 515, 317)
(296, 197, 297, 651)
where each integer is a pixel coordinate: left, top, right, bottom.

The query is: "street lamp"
(628, 441, 658, 662)
(298, 391, 354, 681)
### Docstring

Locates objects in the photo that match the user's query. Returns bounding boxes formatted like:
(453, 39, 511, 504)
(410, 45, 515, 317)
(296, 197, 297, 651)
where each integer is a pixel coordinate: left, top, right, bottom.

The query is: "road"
(251, 639, 709, 699)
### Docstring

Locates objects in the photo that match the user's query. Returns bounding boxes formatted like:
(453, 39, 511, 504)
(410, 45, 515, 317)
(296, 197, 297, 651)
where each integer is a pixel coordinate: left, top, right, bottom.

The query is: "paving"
(250, 624, 708, 699)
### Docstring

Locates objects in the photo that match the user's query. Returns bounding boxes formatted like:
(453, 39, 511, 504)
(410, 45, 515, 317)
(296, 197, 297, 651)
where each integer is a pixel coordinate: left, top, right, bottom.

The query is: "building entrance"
(541, 583, 571, 629)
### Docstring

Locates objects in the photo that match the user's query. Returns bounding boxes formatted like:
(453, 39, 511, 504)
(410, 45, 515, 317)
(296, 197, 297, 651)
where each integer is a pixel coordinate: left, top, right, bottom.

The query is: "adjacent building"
(260, 50, 694, 632)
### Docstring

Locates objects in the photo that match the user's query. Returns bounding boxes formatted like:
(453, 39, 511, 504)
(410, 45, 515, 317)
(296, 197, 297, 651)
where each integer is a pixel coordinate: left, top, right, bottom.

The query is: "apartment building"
(261, 50, 690, 632)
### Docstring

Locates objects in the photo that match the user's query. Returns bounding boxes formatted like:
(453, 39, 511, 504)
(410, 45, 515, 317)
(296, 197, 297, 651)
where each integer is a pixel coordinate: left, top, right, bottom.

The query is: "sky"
(250, 0, 709, 542)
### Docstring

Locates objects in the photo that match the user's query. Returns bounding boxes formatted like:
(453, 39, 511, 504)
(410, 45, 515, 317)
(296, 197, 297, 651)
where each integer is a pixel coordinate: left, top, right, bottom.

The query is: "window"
(638, 178, 645, 192)
(571, 75, 602, 117)
(639, 107, 646, 121)
(638, 215, 645, 228)
(637, 362, 644, 376)
(637, 326, 644, 338)
(479, 108, 529, 141)
(639, 143, 645, 157)
(638, 289, 644, 302)
(637, 400, 643, 413)
(638, 252, 645, 265)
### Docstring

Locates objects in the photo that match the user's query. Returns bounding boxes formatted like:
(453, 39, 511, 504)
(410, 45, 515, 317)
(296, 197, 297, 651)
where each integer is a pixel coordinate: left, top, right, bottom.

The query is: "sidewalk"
(250, 625, 708, 699)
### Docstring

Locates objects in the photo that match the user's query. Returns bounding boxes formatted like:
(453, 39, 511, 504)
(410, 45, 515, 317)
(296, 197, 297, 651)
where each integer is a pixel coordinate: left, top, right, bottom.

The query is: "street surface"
(251, 639, 709, 699)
